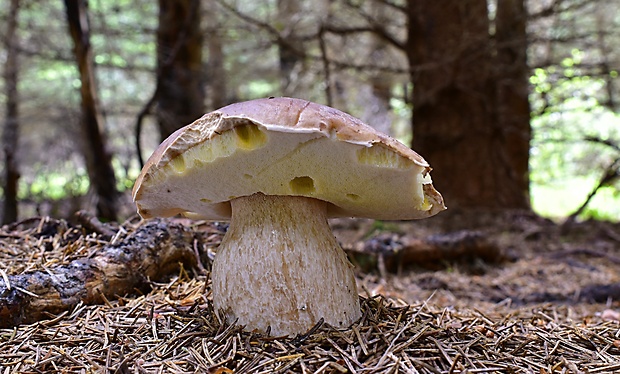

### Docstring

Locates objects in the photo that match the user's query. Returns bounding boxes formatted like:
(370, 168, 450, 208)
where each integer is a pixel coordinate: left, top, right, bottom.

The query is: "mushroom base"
(212, 193, 361, 336)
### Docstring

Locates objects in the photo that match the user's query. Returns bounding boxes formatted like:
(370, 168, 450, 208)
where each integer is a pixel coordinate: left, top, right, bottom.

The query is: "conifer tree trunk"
(495, 0, 532, 206)
(366, 0, 394, 136)
(277, 0, 302, 96)
(64, 0, 118, 221)
(205, 0, 228, 110)
(2, 0, 21, 224)
(156, 0, 204, 140)
(407, 0, 531, 209)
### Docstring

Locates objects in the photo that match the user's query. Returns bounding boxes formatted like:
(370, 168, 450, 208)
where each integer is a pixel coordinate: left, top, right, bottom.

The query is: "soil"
(333, 208, 620, 320)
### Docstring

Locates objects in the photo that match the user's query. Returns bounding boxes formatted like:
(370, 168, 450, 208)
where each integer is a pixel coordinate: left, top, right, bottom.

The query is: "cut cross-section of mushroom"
(133, 97, 446, 336)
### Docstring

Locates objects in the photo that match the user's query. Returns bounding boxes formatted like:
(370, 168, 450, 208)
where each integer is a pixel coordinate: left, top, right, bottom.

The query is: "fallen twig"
(0, 219, 201, 328)
(346, 230, 503, 273)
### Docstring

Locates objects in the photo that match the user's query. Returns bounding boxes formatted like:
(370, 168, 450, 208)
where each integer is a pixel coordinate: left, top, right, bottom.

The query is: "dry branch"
(346, 230, 504, 273)
(0, 219, 200, 328)
(563, 156, 620, 226)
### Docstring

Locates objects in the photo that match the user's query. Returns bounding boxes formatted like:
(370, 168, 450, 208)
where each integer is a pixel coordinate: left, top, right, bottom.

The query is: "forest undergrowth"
(0, 209, 619, 373)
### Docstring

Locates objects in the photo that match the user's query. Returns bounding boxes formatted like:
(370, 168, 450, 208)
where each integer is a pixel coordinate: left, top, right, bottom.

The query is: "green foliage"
(242, 79, 279, 99)
(20, 168, 89, 202)
(529, 49, 620, 221)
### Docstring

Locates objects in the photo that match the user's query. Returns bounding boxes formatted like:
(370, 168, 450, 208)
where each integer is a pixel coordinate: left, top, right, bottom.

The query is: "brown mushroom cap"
(133, 97, 445, 220)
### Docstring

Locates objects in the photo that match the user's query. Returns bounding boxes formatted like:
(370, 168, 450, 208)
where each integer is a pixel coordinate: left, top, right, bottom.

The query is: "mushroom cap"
(133, 97, 445, 220)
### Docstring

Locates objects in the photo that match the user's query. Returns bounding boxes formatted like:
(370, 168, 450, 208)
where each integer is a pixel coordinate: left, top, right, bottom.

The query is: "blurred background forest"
(0, 0, 619, 224)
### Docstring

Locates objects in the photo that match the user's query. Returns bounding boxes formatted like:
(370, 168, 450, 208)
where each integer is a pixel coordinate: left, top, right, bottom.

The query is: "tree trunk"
(365, 0, 394, 136)
(64, 0, 119, 221)
(156, 0, 204, 140)
(277, 0, 303, 96)
(407, 0, 530, 209)
(205, 0, 228, 110)
(2, 0, 21, 225)
(495, 0, 532, 208)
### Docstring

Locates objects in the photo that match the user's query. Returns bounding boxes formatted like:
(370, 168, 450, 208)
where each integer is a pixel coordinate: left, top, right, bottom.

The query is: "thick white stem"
(212, 193, 361, 336)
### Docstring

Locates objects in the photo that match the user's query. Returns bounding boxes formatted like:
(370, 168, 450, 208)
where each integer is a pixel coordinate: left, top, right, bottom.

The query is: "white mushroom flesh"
(212, 193, 361, 336)
(139, 122, 436, 221)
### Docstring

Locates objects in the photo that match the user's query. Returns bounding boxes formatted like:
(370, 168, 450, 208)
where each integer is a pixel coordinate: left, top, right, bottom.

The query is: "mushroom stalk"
(212, 193, 361, 336)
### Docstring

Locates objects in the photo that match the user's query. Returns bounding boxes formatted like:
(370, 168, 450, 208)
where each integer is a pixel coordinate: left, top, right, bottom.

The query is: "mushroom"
(133, 97, 445, 336)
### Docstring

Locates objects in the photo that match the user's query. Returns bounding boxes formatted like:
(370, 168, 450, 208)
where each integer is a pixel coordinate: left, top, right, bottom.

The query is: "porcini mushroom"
(133, 97, 445, 336)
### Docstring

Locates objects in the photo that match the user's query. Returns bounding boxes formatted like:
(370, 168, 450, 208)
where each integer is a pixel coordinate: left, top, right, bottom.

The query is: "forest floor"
(337, 209, 620, 320)
(1, 209, 619, 373)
